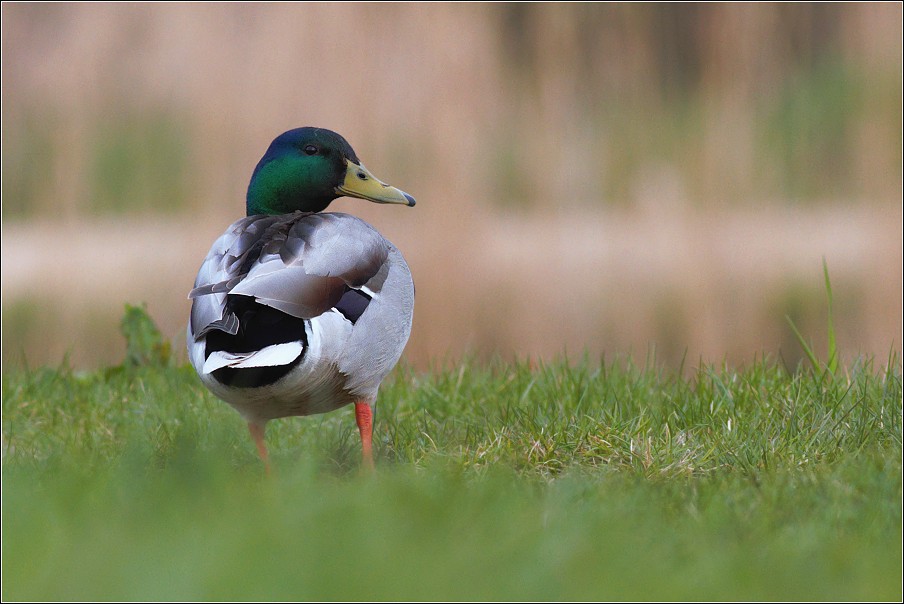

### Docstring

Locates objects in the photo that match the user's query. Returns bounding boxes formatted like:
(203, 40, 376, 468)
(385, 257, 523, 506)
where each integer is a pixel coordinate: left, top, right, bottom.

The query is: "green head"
(245, 127, 416, 216)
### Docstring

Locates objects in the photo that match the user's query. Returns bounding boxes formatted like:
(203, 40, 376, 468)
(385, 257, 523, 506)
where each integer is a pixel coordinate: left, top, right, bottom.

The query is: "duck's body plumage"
(188, 211, 414, 424)
(187, 127, 415, 469)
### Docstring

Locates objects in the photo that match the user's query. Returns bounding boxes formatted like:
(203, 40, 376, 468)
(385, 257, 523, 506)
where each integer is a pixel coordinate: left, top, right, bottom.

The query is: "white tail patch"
(202, 341, 304, 374)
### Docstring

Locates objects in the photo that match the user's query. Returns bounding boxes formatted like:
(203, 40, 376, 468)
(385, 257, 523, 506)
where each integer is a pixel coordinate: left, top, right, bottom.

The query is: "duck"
(187, 127, 415, 471)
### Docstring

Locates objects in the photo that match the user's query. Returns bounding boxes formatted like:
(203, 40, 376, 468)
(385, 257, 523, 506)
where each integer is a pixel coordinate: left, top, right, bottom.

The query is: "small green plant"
(120, 303, 172, 368)
(786, 259, 838, 377)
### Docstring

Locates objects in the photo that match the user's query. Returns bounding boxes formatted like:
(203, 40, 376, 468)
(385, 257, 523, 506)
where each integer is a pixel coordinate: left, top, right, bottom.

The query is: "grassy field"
(2, 310, 901, 600)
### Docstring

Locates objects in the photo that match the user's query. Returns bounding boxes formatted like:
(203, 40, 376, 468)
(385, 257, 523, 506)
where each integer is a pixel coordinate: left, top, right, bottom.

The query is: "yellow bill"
(336, 159, 416, 206)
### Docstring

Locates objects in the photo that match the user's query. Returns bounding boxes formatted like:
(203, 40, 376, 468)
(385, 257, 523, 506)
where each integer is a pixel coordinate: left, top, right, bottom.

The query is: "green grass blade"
(823, 259, 838, 376)
(786, 314, 822, 373)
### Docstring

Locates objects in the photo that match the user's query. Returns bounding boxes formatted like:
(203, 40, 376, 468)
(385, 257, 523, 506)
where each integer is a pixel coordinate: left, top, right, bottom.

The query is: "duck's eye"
(303, 145, 318, 155)
(357, 171, 367, 180)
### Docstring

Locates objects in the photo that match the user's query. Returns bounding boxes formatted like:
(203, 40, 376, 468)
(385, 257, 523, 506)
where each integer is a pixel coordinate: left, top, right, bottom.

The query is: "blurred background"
(2, 3, 901, 371)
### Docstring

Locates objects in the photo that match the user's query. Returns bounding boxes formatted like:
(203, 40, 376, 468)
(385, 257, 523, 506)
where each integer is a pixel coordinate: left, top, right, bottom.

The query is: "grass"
(2, 308, 902, 600)
(786, 259, 839, 377)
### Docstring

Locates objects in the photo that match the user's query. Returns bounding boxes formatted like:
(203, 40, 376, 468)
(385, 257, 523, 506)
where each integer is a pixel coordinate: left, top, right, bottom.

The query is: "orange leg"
(248, 421, 270, 475)
(355, 402, 375, 471)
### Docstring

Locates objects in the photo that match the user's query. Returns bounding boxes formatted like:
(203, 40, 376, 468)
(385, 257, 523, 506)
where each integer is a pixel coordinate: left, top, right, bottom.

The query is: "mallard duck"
(187, 127, 415, 470)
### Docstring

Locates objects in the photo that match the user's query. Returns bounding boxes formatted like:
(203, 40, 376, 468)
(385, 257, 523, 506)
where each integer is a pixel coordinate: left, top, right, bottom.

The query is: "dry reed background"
(2, 3, 902, 371)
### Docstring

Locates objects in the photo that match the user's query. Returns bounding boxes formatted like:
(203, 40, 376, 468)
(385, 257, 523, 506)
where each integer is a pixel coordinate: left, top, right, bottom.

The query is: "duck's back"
(187, 212, 414, 422)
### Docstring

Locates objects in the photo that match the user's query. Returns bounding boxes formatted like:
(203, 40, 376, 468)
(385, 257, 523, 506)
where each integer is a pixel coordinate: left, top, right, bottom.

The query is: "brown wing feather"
(190, 212, 390, 338)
